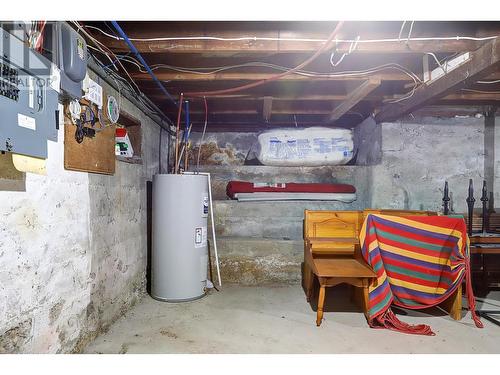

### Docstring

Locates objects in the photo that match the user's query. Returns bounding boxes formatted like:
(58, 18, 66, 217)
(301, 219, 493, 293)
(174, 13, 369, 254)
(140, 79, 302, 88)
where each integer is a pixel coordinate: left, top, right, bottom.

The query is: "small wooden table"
(304, 237, 377, 326)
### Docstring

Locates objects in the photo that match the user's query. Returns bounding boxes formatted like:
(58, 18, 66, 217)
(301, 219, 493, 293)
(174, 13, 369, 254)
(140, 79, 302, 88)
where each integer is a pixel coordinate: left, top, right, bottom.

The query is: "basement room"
(1, 1, 500, 370)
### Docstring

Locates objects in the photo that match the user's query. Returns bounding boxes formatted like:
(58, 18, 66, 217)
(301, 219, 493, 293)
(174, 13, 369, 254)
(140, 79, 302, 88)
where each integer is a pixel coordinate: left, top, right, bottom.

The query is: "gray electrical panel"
(55, 22, 87, 99)
(0, 27, 59, 159)
(0, 21, 27, 43)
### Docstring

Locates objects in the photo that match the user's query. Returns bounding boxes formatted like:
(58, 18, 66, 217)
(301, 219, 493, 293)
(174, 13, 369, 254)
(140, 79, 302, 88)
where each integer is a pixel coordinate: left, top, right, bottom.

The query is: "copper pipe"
(174, 93, 184, 174)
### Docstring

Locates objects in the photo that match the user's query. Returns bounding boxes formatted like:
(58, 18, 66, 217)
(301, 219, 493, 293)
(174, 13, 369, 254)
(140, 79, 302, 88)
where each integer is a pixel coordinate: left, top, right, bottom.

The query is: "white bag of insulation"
(256, 127, 354, 166)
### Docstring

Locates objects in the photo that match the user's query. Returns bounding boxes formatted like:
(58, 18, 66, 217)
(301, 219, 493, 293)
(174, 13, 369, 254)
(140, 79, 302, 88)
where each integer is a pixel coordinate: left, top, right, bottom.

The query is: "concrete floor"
(84, 285, 500, 354)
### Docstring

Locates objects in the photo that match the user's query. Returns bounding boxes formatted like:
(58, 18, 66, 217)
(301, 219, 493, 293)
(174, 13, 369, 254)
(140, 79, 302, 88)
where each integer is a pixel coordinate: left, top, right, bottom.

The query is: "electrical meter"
(55, 22, 87, 99)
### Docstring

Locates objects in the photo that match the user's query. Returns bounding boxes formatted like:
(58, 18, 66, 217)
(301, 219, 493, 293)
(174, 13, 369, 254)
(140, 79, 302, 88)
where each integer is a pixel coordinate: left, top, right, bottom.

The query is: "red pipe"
(184, 21, 344, 98)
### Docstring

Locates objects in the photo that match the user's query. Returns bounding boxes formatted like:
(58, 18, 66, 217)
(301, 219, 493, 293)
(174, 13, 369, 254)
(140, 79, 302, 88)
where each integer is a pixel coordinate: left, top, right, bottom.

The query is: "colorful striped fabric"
(360, 214, 483, 335)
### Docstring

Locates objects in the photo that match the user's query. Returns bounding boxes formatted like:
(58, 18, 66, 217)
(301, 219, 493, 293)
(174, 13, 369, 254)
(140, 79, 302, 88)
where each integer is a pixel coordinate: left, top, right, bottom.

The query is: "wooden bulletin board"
(64, 104, 116, 175)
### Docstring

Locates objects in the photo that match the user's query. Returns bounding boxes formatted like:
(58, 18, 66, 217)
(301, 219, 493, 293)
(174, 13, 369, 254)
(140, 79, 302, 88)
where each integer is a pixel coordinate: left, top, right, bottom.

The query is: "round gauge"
(107, 95, 120, 124)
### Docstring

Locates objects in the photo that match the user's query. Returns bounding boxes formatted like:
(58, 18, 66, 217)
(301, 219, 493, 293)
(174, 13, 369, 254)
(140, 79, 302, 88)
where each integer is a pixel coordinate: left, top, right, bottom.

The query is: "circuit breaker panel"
(0, 26, 59, 159)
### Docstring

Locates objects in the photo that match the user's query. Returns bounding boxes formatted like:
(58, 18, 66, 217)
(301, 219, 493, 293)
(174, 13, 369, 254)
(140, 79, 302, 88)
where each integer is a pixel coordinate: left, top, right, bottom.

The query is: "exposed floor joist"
(87, 21, 500, 130)
(376, 39, 500, 122)
(150, 92, 500, 103)
(327, 78, 381, 122)
(96, 34, 486, 54)
(131, 71, 413, 82)
(262, 96, 273, 122)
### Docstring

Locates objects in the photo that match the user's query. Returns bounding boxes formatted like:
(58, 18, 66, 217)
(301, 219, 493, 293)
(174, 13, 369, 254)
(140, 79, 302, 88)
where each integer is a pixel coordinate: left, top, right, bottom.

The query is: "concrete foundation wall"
(198, 164, 371, 204)
(198, 116, 489, 285)
(372, 118, 485, 213)
(188, 132, 256, 165)
(0, 71, 169, 353)
(194, 117, 487, 212)
(491, 115, 500, 206)
(353, 117, 382, 165)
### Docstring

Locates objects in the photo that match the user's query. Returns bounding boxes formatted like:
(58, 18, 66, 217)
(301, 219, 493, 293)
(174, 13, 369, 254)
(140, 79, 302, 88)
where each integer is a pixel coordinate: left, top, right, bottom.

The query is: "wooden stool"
(306, 257, 376, 326)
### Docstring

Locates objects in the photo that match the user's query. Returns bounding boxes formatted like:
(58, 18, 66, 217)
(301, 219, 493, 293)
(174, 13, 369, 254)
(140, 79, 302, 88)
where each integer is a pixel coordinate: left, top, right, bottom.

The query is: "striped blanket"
(359, 214, 483, 335)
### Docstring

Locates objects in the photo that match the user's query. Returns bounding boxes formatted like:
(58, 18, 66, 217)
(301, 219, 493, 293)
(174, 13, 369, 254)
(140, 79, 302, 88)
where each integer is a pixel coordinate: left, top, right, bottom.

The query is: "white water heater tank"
(152, 174, 209, 302)
(256, 127, 354, 166)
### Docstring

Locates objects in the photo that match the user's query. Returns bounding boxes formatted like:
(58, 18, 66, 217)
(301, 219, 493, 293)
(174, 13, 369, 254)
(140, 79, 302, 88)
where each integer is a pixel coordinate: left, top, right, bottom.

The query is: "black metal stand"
(469, 180, 500, 327)
(481, 180, 489, 233)
(442, 181, 450, 215)
(466, 179, 475, 236)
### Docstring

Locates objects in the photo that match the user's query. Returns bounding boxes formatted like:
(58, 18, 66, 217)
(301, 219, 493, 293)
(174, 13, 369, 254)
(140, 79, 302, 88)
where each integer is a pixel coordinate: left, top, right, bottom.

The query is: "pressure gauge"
(106, 95, 120, 124)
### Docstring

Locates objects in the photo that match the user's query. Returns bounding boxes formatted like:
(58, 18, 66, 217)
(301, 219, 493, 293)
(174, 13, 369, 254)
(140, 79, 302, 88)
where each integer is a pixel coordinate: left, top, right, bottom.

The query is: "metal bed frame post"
(469, 180, 500, 327)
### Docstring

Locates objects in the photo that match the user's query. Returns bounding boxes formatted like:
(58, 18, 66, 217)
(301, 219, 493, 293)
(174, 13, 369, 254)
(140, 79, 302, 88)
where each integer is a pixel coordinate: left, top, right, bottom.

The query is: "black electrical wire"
(88, 52, 175, 132)
(75, 119, 84, 143)
(80, 104, 97, 126)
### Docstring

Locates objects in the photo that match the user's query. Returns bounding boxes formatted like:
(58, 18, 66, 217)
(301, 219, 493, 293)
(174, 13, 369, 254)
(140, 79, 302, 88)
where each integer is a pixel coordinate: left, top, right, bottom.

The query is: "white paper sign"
(84, 77, 103, 108)
(18, 114, 36, 130)
(194, 226, 208, 248)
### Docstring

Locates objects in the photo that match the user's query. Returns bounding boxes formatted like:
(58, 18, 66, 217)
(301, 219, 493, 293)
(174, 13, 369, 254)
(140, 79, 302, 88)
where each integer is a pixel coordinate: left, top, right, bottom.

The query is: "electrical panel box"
(0, 21, 27, 42)
(55, 22, 87, 99)
(0, 27, 59, 159)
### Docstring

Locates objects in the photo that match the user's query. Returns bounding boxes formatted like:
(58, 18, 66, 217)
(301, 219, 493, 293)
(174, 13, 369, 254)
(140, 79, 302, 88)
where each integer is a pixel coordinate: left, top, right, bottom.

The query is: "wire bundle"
(83, 21, 500, 103)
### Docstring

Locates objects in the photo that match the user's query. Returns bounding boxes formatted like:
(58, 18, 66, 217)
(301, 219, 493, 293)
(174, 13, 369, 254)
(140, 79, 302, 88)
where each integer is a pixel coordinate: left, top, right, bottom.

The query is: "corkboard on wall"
(64, 111, 116, 175)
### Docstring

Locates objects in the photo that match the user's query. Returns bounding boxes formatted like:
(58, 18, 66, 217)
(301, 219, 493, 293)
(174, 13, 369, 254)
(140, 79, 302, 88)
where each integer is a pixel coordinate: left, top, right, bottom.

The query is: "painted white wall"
(0, 71, 168, 353)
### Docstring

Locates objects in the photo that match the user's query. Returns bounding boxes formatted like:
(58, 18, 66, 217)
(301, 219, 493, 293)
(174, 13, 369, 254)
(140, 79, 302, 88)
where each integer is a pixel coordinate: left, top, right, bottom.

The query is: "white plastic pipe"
(182, 171, 222, 287)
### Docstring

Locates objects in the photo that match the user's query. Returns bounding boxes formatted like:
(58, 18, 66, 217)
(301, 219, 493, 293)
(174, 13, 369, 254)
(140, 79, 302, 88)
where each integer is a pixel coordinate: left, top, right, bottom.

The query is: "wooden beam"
(150, 92, 500, 102)
(165, 109, 347, 115)
(440, 92, 500, 101)
(150, 93, 355, 101)
(131, 71, 412, 82)
(189, 123, 353, 132)
(263, 96, 273, 122)
(97, 34, 484, 55)
(327, 78, 381, 122)
(410, 105, 491, 117)
(376, 38, 500, 122)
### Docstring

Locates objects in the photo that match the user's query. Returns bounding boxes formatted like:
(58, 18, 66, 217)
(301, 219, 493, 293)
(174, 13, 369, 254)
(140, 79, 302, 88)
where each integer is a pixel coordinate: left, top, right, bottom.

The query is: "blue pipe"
(110, 21, 178, 107)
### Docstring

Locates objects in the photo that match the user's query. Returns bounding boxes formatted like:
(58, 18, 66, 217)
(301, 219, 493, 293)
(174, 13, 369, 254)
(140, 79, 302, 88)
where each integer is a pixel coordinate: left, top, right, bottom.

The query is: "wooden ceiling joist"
(263, 96, 273, 122)
(97, 34, 485, 55)
(166, 109, 336, 115)
(376, 38, 500, 122)
(91, 21, 500, 130)
(439, 92, 500, 102)
(151, 92, 500, 103)
(327, 78, 381, 122)
(131, 71, 413, 82)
